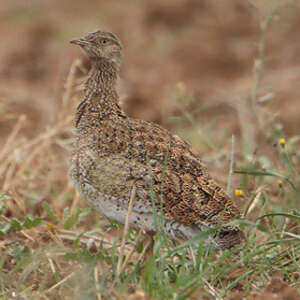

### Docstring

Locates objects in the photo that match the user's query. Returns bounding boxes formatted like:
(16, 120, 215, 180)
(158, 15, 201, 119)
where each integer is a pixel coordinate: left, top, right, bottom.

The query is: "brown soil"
(0, 0, 299, 299)
(1, 0, 300, 139)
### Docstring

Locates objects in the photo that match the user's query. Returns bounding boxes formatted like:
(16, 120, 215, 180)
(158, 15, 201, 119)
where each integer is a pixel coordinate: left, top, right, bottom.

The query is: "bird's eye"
(101, 39, 108, 45)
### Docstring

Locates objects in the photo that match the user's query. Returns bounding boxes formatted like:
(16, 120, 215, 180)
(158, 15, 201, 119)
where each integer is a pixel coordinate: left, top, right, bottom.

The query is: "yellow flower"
(235, 189, 243, 197)
(46, 222, 57, 231)
(279, 138, 286, 147)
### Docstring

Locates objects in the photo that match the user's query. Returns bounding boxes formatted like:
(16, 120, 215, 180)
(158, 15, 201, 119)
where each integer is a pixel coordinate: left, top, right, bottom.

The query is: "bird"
(69, 30, 245, 249)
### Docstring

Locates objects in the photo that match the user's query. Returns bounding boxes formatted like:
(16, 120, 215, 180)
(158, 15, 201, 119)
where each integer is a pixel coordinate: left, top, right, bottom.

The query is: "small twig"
(0, 114, 26, 162)
(203, 278, 223, 300)
(118, 227, 145, 275)
(45, 270, 76, 294)
(47, 254, 56, 274)
(94, 266, 102, 300)
(244, 185, 266, 216)
(62, 59, 82, 109)
(47, 229, 65, 248)
(134, 238, 152, 270)
(3, 156, 18, 190)
(227, 134, 235, 195)
(188, 245, 196, 268)
(70, 186, 80, 214)
(20, 230, 35, 242)
(58, 229, 121, 250)
(116, 184, 136, 277)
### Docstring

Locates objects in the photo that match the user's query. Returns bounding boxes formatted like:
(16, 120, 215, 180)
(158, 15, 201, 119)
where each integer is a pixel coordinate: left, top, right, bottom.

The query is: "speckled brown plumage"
(69, 30, 245, 249)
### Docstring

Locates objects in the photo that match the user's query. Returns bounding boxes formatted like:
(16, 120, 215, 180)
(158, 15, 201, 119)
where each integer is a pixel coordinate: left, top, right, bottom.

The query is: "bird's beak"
(70, 38, 89, 46)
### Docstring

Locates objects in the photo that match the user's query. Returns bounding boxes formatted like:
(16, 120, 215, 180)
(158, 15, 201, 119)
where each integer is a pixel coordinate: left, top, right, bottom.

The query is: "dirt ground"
(0, 0, 299, 299)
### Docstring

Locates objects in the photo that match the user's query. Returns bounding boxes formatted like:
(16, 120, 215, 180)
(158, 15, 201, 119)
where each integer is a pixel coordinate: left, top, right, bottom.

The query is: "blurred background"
(1, 0, 300, 204)
(1, 2, 300, 298)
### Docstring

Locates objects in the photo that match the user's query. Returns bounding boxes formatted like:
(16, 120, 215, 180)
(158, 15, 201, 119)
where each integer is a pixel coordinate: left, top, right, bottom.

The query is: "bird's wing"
(126, 118, 241, 227)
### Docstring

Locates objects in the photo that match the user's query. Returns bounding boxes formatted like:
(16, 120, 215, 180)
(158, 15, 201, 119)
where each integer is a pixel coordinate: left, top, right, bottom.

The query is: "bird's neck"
(87, 58, 118, 89)
(75, 58, 124, 129)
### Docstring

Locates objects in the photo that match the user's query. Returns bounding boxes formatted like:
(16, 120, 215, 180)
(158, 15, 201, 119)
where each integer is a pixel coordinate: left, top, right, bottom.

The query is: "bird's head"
(70, 30, 122, 69)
